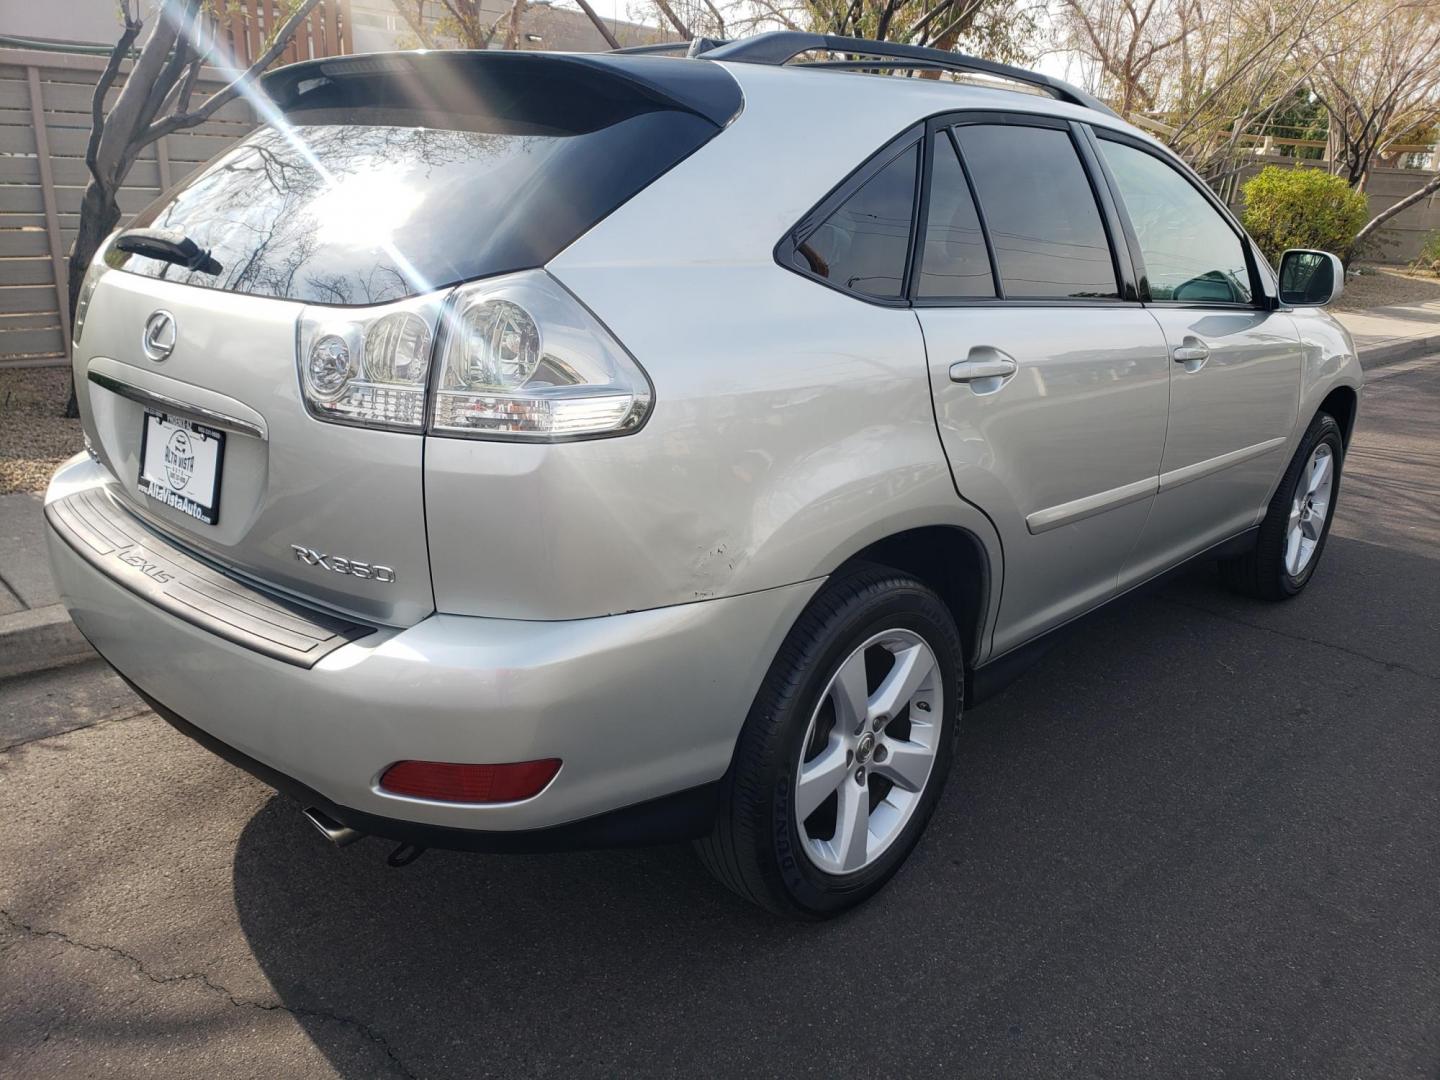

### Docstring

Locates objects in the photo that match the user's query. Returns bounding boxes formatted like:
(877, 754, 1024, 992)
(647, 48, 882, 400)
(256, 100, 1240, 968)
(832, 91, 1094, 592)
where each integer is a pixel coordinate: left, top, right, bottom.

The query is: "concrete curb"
(0, 604, 94, 681)
(1, 331, 1435, 684)
(1355, 333, 1440, 371)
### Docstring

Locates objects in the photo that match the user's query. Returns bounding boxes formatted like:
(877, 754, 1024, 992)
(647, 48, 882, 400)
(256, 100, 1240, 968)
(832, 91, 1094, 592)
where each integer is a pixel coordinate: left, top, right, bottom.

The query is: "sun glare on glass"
(169, 6, 434, 295)
(309, 167, 425, 250)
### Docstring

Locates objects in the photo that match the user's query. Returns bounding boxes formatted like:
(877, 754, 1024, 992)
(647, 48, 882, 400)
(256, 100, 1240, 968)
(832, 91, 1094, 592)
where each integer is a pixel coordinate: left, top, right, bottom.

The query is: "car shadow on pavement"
(230, 540, 1440, 1078)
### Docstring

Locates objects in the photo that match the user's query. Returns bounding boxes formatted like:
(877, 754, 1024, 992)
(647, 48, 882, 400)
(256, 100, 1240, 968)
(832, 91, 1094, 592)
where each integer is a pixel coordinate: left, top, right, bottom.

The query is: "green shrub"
(1414, 232, 1440, 276)
(1241, 166, 1369, 265)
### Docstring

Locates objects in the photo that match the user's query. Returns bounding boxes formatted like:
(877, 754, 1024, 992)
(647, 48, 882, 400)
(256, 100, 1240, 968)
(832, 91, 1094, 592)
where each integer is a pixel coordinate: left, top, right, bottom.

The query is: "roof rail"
(698, 31, 1118, 118)
(610, 37, 729, 57)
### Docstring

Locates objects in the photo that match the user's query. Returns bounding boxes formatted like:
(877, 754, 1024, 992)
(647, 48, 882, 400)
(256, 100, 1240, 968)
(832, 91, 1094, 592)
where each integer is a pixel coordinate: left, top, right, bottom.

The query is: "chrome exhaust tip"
(302, 806, 365, 847)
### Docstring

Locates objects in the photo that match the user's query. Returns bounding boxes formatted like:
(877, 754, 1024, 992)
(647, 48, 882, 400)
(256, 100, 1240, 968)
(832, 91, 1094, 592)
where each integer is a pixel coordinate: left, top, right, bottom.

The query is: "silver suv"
(47, 33, 1361, 917)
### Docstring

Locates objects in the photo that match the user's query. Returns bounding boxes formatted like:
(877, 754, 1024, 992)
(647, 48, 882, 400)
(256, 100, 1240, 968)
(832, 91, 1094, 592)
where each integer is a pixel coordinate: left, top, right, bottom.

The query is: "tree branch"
(139, 0, 202, 132)
(907, 0, 954, 44)
(174, 53, 204, 116)
(571, 0, 621, 47)
(140, 0, 322, 145)
(86, 1, 142, 186)
(699, 0, 727, 34)
(651, 0, 691, 38)
(394, 0, 442, 49)
(1354, 172, 1440, 250)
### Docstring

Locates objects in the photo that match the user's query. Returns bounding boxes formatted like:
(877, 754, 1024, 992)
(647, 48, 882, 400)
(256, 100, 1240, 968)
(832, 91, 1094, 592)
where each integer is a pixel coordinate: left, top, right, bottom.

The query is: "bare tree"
(1306, 0, 1440, 189)
(684, 0, 1041, 59)
(394, 0, 525, 49)
(396, 0, 633, 50)
(63, 0, 319, 414)
(1056, 0, 1198, 119)
(1160, 0, 1336, 182)
(1057, 0, 1367, 183)
(72, 0, 320, 325)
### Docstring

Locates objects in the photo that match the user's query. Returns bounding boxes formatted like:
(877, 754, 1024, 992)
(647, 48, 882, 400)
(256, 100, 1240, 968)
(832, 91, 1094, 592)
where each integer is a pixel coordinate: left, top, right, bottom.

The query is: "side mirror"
(1278, 249, 1344, 307)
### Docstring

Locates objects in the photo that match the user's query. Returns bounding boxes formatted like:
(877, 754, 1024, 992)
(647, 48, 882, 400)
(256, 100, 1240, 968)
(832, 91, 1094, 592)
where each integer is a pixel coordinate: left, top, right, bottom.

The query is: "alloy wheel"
(793, 629, 943, 874)
(1285, 443, 1334, 577)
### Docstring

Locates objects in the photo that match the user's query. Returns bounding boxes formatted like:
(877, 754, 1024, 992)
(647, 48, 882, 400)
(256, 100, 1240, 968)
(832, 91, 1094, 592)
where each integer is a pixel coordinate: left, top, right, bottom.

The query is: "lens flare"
(168, 6, 433, 296)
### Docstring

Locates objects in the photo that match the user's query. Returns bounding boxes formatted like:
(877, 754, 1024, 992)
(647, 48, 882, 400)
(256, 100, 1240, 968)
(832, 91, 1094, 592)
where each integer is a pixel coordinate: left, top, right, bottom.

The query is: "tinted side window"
(953, 124, 1118, 299)
(1097, 138, 1252, 303)
(793, 144, 919, 300)
(918, 133, 995, 299)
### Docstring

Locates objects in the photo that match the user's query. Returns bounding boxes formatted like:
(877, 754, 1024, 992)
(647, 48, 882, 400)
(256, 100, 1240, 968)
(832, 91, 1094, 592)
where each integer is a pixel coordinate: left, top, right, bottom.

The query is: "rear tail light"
(433, 270, 651, 440)
(297, 293, 443, 431)
(73, 235, 116, 346)
(295, 270, 651, 441)
(379, 758, 562, 803)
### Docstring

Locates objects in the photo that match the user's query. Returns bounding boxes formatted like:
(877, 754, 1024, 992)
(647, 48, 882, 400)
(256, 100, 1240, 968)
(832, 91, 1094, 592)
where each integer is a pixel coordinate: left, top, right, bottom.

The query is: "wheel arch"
(1317, 384, 1359, 446)
(830, 525, 992, 669)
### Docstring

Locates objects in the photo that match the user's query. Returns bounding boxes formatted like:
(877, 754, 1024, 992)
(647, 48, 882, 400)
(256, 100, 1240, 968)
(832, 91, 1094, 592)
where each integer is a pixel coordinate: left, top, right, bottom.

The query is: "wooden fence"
(0, 0, 354, 367)
(0, 49, 261, 364)
(218, 0, 353, 68)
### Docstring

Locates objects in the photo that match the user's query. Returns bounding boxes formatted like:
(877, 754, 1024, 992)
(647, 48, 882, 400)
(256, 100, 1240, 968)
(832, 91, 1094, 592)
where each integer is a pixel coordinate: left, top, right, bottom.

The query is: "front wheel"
(695, 566, 963, 918)
(1219, 411, 1345, 600)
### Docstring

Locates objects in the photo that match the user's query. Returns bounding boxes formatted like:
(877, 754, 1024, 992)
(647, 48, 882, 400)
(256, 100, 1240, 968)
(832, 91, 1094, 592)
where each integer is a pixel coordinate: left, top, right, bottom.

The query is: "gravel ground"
(0, 367, 81, 496)
(1335, 264, 1440, 312)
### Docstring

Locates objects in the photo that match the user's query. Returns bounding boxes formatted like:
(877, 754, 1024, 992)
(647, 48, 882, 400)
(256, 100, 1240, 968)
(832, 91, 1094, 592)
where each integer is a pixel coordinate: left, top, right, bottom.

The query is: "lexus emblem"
(142, 310, 177, 362)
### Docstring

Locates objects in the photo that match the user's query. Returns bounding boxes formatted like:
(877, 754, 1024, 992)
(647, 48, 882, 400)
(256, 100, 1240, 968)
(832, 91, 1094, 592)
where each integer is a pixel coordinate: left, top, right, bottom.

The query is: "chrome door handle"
(1172, 344, 1210, 363)
(949, 352, 1017, 383)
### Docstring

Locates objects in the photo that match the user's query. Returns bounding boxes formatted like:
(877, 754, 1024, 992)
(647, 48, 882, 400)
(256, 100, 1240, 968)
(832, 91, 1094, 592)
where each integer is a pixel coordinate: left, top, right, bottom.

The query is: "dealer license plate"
(137, 411, 225, 525)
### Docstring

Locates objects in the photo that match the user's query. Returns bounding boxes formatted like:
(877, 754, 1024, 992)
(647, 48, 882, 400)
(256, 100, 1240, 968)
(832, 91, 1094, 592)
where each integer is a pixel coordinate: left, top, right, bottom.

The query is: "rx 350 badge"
(291, 544, 396, 583)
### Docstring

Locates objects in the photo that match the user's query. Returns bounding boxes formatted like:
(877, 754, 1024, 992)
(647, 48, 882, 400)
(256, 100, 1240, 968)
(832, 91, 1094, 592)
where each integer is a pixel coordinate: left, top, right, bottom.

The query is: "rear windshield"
(113, 107, 714, 305)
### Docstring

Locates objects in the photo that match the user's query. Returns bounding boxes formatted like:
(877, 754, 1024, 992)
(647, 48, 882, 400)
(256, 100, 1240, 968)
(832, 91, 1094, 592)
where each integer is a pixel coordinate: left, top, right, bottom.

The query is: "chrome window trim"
(86, 370, 266, 440)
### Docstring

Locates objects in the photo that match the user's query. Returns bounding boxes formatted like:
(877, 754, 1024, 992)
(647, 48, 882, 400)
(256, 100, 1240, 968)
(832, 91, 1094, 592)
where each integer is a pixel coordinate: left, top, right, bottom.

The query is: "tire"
(1219, 411, 1345, 600)
(695, 565, 963, 919)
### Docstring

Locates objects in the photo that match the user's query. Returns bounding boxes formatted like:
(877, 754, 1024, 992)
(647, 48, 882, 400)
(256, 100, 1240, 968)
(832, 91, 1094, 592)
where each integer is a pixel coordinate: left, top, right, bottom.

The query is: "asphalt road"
(2, 354, 1438, 1079)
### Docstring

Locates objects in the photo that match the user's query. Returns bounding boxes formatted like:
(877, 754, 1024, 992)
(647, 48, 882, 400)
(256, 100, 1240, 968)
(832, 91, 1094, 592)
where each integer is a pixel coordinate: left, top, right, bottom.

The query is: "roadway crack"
(0, 909, 418, 1079)
(1161, 596, 1440, 685)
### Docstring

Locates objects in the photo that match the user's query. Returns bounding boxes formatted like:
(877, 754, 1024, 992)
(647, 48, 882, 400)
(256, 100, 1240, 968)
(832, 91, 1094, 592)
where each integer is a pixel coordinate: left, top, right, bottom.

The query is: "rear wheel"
(695, 566, 962, 918)
(1219, 411, 1344, 600)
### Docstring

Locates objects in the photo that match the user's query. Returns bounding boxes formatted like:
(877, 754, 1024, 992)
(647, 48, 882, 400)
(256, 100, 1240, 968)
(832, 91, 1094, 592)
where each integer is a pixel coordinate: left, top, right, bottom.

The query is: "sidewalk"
(2, 300, 1438, 681)
(0, 492, 91, 679)
(1335, 302, 1440, 368)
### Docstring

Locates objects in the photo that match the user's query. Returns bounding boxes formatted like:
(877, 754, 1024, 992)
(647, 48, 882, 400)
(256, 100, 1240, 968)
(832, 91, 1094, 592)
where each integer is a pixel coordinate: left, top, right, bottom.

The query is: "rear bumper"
(45, 455, 818, 839)
(123, 672, 723, 851)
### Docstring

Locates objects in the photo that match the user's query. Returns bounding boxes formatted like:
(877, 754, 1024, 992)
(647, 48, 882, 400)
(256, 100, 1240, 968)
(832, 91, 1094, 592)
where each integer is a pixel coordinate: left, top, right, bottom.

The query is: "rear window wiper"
(114, 228, 223, 276)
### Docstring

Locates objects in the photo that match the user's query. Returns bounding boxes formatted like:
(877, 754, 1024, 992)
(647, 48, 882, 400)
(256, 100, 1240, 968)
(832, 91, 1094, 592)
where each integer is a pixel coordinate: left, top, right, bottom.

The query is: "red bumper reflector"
(379, 758, 562, 804)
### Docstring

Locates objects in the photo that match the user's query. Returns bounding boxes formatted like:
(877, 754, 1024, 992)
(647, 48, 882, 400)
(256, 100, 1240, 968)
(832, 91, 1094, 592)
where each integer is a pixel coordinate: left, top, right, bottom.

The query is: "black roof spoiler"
(259, 49, 743, 128)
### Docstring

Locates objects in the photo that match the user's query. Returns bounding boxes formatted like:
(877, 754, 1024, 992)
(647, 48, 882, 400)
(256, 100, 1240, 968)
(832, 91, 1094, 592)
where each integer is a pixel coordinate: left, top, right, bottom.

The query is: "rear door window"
(952, 124, 1118, 300)
(917, 131, 995, 299)
(791, 143, 920, 301)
